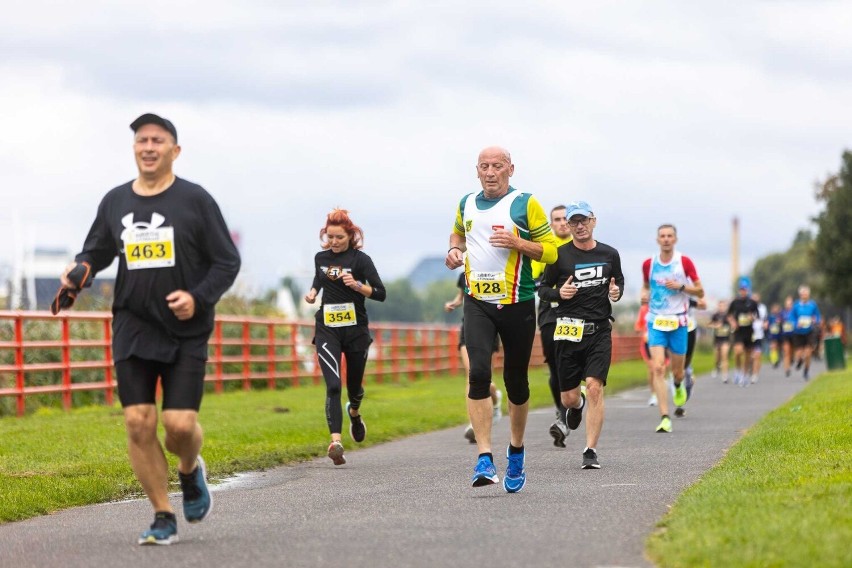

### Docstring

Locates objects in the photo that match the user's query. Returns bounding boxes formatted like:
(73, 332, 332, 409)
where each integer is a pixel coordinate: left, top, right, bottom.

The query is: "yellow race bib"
(323, 303, 357, 328)
(468, 271, 507, 301)
(554, 317, 584, 342)
(124, 227, 175, 270)
(737, 313, 753, 326)
(652, 315, 679, 332)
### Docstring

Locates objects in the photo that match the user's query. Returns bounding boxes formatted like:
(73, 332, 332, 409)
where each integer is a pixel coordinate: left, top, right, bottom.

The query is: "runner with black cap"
(538, 201, 624, 469)
(57, 113, 241, 545)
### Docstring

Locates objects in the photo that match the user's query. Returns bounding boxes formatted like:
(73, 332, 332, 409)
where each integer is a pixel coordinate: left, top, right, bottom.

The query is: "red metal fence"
(0, 311, 642, 417)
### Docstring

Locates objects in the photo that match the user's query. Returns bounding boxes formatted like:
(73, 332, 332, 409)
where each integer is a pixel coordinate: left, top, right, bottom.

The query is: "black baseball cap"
(130, 113, 178, 142)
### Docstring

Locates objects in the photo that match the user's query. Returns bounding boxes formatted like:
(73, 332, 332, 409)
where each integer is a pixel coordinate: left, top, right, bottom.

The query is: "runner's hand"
(560, 276, 578, 300)
(608, 277, 620, 301)
(166, 290, 195, 321)
(305, 289, 317, 304)
(446, 248, 464, 269)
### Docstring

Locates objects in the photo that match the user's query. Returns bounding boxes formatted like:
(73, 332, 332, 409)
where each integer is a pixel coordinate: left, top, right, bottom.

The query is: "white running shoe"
(464, 424, 476, 444)
(647, 394, 658, 406)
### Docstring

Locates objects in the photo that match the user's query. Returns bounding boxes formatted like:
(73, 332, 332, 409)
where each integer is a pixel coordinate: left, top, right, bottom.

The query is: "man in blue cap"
(538, 201, 624, 469)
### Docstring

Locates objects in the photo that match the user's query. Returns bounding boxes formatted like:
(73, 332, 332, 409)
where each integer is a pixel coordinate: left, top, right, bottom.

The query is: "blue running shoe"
(471, 456, 499, 487)
(503, 447, 526, 493)
(180, 455, 212, 523)
(138, 512, 178, 545)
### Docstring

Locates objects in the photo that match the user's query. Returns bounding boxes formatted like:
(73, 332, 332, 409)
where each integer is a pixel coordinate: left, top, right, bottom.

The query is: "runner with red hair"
(305, 209, 386, 465)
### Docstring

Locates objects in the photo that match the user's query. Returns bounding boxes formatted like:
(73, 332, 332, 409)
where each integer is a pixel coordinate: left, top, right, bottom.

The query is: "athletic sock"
(508, 444, 524, 455)
(479, 452, 494, 462)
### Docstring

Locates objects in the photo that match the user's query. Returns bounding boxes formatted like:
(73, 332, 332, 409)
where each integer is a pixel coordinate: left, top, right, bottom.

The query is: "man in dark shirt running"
(538, 201, 624, 469)
(727, 285, 760, 386)
(57, 113, 241, 545)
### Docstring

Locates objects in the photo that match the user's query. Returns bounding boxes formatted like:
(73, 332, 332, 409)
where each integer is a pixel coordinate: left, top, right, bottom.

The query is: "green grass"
(0, 354, 672, 524)
(646, 367, 852, 568)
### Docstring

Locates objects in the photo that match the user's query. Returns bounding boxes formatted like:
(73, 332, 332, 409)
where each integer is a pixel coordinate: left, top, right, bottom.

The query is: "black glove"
(50, 262, 93, 315)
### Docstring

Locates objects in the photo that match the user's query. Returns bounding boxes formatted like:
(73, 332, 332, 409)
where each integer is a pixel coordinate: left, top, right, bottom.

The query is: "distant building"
(7, 247, 116, 311)
(407, 256, 458, 291)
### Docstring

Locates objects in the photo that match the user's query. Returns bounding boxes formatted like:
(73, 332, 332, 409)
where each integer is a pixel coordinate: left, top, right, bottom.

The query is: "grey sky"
(2, 1, 850, 300)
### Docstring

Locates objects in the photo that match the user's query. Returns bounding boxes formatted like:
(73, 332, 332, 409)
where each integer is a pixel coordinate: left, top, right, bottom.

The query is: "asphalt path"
(0, 361, 817, 568)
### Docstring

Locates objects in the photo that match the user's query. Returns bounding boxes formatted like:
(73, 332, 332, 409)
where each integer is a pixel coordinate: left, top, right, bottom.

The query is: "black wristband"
(448, 246, 462, 254)
(680, 284, 686, 292)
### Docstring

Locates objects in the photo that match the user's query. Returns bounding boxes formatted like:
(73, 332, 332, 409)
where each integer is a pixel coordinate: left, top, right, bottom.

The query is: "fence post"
(391, 328, 400, 383)
(14, 316, 25, 417)
(373, 327, 384, 384)
(61, 318, 72, 411)
(242, 321, 251, 391)
(213, 320, 223, 393)
(267, 322, 276, 390)
(103, 317, 114, 406)
(289, 323, 301, 387)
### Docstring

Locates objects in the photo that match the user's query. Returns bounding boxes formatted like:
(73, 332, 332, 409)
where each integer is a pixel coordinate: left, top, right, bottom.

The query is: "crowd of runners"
(706, 284, 824, 384)
(52, 115, 832, 544)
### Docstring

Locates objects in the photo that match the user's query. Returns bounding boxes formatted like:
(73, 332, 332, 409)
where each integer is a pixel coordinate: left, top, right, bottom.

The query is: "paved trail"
(0, 362, 816, 568)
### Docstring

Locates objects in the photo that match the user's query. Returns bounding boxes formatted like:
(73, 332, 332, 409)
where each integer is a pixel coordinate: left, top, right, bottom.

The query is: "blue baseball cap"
(565, 201, 593, 218)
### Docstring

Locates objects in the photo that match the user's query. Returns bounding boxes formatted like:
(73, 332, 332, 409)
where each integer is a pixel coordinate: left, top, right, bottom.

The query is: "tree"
(813, 151, 852, 307)
(420, 278, 463, 324)
(365, 278, 424, 322)
(751, 230, 817, 307)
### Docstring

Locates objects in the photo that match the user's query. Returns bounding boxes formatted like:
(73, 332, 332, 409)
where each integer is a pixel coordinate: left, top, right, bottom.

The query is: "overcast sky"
(2, 1, 850, 301)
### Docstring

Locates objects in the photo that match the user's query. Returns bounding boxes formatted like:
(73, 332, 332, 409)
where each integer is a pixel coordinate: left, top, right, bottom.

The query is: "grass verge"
(646, 367, 852, 568)
(0, 353, 700, 524)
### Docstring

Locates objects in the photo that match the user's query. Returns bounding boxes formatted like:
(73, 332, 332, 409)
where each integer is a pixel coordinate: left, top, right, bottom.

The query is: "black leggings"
(316, 337, 367, 435)
(540, 322, 566, 414)
(463, 297, 536, 405)
(685, 328, 697, 368)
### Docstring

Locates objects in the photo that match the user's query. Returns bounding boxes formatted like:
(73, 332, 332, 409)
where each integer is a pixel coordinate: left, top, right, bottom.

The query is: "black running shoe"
(582, 448, 600, 469)
(565, 392, 585, 431)
(674, 407, 686, 417)
(346, 402, 366, 443)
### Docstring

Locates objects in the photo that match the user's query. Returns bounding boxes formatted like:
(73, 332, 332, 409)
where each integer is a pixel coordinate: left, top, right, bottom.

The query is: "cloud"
(0, 1, 849, 301)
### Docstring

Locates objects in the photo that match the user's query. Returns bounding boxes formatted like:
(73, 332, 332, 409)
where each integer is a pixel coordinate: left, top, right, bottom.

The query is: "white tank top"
(463, 191, 523, 303)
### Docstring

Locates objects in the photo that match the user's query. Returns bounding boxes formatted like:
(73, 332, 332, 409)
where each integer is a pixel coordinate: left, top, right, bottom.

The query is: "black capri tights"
(463, 297, 536, 405)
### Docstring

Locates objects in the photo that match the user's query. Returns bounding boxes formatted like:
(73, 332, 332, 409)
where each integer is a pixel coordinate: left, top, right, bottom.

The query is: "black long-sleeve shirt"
(538, 241, 624, 322)
(75, 177, 241, 361)
(311, 248, 386, 327)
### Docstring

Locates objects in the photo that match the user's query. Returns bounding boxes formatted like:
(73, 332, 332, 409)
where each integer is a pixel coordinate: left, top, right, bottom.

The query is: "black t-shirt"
(539, 241, 624, 322)
(311, 248, 386, 328)
(75, 177, 241, 362)
(710, 312, 731, 338)
(727, 297, 759, 331)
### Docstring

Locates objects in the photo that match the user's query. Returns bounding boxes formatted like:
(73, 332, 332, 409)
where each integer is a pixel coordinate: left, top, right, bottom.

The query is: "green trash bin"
(824, 336, 846, 370)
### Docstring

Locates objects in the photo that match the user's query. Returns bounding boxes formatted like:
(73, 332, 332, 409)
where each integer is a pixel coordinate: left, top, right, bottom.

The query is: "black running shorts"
(732, 328, 754, 349)
(553, 324, 612, 391)
(115, 348, 207, 411)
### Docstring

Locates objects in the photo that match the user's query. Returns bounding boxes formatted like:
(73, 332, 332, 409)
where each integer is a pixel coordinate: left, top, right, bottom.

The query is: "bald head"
(478, 146, 512, 164)
(476, 146, 514, 197)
